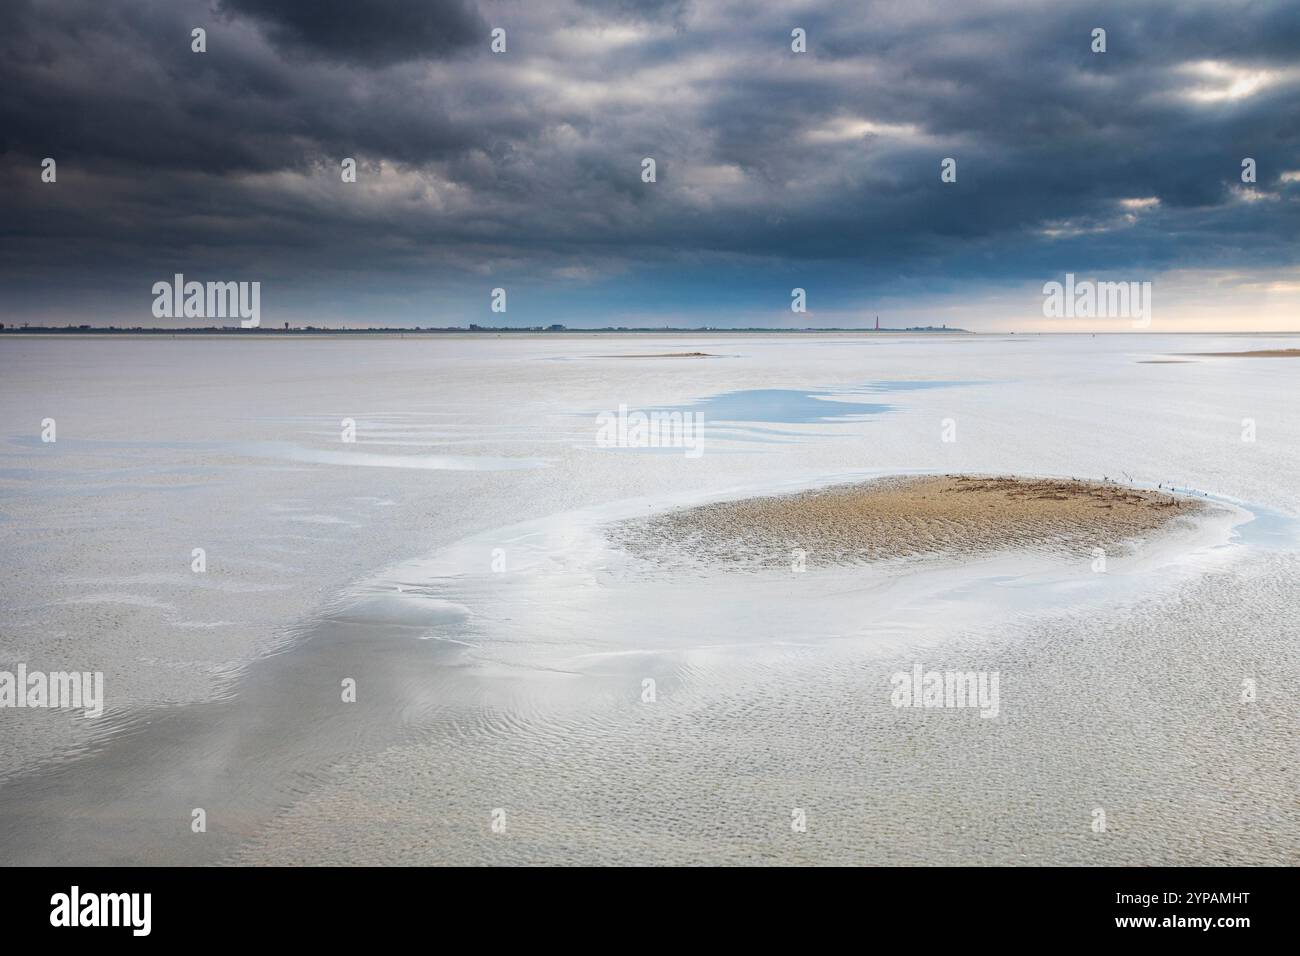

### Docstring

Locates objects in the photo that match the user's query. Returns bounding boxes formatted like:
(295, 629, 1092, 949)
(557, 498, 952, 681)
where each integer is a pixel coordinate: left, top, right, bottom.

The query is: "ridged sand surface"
(615, 474, 1204, 568)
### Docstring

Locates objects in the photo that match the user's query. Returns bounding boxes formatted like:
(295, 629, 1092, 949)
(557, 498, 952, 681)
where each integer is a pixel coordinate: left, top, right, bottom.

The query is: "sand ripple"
(612, 474, 1207, 570)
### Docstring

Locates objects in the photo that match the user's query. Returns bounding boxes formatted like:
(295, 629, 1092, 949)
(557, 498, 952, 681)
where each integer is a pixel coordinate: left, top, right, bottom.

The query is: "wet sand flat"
(3, 334, 1297, 867)
(615, 474, 1205, 569)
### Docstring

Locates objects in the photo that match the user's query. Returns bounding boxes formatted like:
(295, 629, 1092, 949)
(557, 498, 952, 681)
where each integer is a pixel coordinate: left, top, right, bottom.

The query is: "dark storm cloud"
(1, 0, 1298, 326)
(218, 0, 485, 66)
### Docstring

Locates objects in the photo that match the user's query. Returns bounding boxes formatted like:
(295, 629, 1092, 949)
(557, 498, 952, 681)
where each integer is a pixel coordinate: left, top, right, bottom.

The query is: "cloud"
(576, 0, 691, 23)
(218, 0, 485, 66)
(0, 0, 1298, 327)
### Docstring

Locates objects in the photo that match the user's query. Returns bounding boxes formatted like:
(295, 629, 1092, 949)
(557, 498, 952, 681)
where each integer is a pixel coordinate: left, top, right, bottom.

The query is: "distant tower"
(874, 315, 879, 331)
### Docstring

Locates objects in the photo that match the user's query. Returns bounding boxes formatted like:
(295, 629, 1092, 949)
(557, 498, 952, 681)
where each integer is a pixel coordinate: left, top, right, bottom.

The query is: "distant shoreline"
(4, 328, 1298, 338)
(0, 326, 971, 336)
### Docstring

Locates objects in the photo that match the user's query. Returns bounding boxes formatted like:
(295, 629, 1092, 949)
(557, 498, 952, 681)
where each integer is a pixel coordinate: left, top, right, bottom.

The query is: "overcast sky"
(2, 0, 1298, 330)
